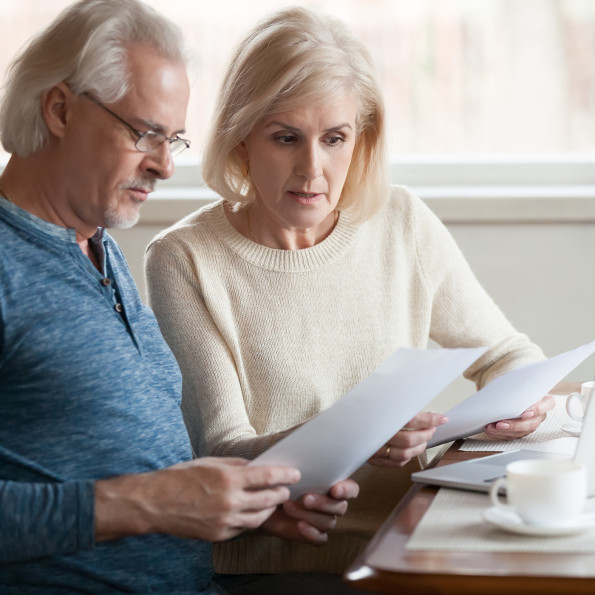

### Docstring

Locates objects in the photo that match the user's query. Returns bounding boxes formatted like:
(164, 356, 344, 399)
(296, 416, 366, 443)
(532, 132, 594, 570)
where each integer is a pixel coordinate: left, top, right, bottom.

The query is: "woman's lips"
(289, 191, 323, 204)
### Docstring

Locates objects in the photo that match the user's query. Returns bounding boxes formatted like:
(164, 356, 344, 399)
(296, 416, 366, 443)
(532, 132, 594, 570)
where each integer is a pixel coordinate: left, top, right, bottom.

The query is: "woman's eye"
(276, 135, 297, 144)
(326, 136, 345, 146)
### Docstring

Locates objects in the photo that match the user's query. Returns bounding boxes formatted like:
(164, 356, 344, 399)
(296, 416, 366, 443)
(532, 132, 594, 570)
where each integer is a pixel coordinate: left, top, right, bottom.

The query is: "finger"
(370, 440, 428, 467)
(403, 412, 449, 430)
(241, 485, 292, 512)
(520, 394, 556, 419)
(242, 465, 301, 489)
(370, 429, 430, 461)
(282, 501, 339, 530)
(297, 521, 329, 545)
(302, 493, 349, 516)
(388, 426, 436, 450)
(261, 508, 330, 545)
(227, 505, 280, 534)
(328, 478, 359, 500)
(490, 400, 551, 431)
(208, 503, 282, 542)
(485, 415, 544, 439)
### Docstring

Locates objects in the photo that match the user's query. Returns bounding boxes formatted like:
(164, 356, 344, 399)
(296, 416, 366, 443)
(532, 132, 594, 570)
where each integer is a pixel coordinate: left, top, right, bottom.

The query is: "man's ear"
(42, 82, 73, 138)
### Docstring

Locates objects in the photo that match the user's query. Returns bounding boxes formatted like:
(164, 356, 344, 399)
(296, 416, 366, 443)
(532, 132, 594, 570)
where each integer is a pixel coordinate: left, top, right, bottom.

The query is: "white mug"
(489, 459, 587, 527)
(566, 381, 595, 423)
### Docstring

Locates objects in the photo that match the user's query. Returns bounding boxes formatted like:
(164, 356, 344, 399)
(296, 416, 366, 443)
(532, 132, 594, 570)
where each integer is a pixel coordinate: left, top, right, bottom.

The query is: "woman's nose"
(295, 143, 323, 180)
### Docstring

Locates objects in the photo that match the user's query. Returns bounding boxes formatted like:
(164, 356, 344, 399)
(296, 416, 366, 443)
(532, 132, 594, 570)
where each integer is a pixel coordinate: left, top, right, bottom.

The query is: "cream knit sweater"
(145, 186, 544, 574)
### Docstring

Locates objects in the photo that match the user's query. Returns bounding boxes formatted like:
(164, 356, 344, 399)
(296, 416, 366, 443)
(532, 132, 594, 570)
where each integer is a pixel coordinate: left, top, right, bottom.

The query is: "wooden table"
(344, 441, 595, 594)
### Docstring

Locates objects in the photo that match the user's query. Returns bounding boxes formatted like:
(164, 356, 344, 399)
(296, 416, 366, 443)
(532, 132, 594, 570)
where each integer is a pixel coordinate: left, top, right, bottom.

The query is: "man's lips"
(128, 187, 152, 202)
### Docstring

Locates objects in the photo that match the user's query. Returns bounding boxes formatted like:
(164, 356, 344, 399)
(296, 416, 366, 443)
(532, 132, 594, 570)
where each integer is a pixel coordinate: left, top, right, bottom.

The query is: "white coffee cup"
(566, 381, 594, 423)
(489, 459, 587, 527)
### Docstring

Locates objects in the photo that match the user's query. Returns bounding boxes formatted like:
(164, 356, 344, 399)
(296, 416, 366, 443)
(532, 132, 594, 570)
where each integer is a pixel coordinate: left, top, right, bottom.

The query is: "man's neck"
(1, 155, 101, 269)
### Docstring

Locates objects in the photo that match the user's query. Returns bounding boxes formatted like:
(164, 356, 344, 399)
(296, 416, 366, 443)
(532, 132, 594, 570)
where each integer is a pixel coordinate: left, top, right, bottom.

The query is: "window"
(2, 0, 595, 188)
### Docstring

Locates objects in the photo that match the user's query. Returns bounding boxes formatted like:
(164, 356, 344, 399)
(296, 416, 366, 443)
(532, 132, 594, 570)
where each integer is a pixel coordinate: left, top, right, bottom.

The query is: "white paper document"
(428, 339, 595, 448)
(250, 346, 487, 498)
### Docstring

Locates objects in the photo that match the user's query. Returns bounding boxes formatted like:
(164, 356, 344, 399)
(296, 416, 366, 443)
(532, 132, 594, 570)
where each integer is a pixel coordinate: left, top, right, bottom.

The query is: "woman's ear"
(235, 142, 250, 177)
(235, 141, 248, 162)
(42, 82, 72, 138)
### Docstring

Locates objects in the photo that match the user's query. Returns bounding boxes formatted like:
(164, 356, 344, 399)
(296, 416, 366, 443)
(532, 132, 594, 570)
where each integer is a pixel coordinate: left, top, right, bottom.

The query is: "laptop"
(412, 395, 595, 496)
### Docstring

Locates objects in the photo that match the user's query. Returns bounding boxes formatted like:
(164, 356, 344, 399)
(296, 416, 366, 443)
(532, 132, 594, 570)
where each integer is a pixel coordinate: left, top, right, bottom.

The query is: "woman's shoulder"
(381, 184, 445, 230)
(386, 184, 424, 213)
(363, 185, 426, 231)
(146, 198, 226, 254)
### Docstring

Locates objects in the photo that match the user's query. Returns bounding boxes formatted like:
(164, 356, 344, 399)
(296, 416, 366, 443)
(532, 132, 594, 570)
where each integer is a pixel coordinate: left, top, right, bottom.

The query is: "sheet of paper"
(250, 346, 487, 498)
(428, 340, 595, 448)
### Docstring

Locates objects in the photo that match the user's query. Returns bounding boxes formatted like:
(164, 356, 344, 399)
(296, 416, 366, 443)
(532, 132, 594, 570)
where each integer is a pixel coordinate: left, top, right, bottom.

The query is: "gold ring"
(385, 445, 391, 459)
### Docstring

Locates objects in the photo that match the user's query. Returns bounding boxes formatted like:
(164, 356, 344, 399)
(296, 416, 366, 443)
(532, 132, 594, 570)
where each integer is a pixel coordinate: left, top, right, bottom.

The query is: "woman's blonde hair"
(202, 6, 389, 223)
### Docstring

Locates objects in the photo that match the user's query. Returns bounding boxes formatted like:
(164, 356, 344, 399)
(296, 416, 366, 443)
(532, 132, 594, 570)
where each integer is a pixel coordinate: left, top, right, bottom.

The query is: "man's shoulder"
(0, 213, 40, 275)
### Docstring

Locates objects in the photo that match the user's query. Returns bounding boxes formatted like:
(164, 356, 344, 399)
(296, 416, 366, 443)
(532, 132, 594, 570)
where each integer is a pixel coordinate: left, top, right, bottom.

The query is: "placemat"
(406, 487, 595, 553)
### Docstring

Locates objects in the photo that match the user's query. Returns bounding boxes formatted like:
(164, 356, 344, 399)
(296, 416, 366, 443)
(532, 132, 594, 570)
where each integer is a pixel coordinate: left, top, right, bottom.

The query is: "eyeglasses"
(81, 92, 190, 157)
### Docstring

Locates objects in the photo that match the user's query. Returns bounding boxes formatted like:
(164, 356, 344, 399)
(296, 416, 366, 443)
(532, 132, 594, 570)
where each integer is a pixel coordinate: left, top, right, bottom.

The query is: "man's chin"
(104, 207, 141, 230)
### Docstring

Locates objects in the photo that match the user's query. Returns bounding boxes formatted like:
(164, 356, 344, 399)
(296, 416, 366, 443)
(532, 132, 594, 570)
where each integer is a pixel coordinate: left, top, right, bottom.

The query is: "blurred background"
(2, 0, 595, 161)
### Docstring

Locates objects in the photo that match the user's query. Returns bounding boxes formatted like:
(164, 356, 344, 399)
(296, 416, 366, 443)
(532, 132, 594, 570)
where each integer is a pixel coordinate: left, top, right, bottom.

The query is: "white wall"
(433, 220, 595, 411)
(111, 194, 595, 413)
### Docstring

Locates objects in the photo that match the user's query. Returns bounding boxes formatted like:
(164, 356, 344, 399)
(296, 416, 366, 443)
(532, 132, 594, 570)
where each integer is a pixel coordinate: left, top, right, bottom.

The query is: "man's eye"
(144, 131, 164, 141)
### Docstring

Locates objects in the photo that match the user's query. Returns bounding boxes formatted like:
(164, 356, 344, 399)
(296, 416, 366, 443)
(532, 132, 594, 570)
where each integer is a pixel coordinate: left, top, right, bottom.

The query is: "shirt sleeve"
(405, 187, 545, 387)
(0, 478, 95, 562)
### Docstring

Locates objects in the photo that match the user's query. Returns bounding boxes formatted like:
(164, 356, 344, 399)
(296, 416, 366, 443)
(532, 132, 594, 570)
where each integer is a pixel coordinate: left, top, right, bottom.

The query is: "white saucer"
(561, 421, 583, 437)
(482, 506, 595, 537)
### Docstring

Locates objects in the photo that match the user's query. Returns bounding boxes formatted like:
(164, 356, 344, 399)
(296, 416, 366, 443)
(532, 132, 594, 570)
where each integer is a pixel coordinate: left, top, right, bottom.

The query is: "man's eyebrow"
(135, 116, 186, 136)
(264, 120, 353, 133)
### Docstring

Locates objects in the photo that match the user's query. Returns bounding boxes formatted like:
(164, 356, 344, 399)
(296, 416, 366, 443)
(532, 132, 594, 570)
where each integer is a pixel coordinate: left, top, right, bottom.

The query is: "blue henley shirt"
(0, 197, 219, 593)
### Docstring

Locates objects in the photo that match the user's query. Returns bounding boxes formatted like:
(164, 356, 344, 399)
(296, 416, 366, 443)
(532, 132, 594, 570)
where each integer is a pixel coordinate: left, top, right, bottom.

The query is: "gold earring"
(241, 162, 250, 179)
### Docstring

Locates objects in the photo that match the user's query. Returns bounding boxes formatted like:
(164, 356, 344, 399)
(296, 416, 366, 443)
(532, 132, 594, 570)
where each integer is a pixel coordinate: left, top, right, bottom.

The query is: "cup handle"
(489, 477, 508, 508)
(566, 392, 583, 422)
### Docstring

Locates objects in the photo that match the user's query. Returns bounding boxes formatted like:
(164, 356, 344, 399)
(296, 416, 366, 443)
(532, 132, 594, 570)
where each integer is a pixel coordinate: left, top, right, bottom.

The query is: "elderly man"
(0, 1, 357, 593)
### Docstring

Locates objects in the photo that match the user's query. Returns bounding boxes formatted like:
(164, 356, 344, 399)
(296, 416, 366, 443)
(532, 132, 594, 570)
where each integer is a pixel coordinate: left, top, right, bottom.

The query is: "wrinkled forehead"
(266, 83, 362, 128)
(118, 45, 190, 132)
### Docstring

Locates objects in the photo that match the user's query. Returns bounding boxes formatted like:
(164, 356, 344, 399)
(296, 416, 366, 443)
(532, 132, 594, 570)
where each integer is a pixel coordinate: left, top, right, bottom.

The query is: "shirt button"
(101, 278, 112, 286)
(114, 303, 123, 313)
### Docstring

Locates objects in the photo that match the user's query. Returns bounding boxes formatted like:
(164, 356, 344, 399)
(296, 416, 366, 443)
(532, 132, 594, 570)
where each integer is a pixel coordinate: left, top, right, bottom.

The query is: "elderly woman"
(145, 5, 552, 589)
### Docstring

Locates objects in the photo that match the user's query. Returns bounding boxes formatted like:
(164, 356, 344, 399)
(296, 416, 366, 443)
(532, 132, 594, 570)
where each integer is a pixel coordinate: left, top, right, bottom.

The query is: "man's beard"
(104, 202, 141, 229)
(103, 179, 154, 229)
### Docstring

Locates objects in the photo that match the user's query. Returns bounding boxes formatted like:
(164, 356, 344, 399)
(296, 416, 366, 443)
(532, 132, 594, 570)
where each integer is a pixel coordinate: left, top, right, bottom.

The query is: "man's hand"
(94, 457, 300, 543)
(368, 412, 448, 467)
(262, 479, 360, 545)
(484, 394, 555, 440)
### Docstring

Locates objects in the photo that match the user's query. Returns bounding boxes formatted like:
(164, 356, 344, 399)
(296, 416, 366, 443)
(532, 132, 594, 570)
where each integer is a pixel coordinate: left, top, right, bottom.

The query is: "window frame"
(135, 155, 595, 225)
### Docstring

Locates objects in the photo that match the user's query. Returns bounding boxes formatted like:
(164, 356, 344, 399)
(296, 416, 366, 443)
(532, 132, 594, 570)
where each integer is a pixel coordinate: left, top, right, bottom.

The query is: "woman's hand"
(261, 478, 359, 545)
(368, 412, 448, 468)
(484, 394, 555, 440)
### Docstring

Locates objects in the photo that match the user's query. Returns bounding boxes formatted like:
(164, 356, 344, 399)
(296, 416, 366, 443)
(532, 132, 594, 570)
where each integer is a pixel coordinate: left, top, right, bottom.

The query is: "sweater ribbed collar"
(205, 200, 361, 273)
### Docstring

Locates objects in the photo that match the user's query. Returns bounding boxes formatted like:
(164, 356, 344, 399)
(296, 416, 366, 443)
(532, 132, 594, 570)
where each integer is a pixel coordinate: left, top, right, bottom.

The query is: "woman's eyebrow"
(264, 121, 354, 133)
